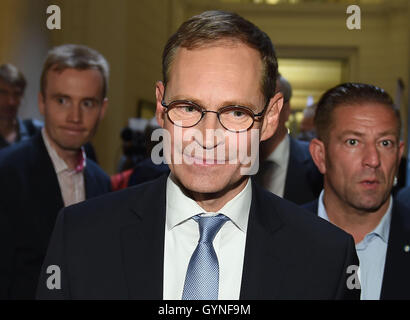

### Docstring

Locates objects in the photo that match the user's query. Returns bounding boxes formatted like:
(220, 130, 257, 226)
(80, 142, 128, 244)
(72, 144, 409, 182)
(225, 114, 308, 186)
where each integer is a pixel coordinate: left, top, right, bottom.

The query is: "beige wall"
(0, 0, 25, 62)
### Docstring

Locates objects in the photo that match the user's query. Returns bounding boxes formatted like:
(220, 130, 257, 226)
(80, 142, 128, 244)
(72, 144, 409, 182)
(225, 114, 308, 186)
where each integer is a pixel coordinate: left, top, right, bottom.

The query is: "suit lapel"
(31, 133, 64, 213)
(240, 181, 285, 299)
(380, 201, 410, 299)
(83, 165, 100, 199)
(284, 138, 307, 202)
(121, 175, 167, 299)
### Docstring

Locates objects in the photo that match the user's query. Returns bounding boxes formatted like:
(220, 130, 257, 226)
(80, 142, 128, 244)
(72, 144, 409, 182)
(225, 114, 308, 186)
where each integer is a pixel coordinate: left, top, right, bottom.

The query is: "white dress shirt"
(42, 128, 86, 207)
(163, 175, 252, 300)
(318, 190, 392, 300)
(264, 134, 290, 197)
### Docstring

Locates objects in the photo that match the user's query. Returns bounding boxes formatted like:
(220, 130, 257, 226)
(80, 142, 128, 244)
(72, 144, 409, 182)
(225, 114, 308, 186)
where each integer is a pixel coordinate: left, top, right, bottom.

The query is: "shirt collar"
(41, 128, 86, 174)
(266, 134, 290, 167)
(318, 189, 392, 244)
(166, 174, 252, 232)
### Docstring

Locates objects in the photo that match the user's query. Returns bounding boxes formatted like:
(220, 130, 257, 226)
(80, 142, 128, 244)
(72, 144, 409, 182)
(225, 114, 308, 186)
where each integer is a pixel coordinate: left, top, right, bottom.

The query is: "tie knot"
(193, 214, 229, 244)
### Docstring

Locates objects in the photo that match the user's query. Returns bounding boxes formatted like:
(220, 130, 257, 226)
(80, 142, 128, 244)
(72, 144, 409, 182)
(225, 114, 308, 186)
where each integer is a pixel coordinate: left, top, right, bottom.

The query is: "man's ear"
(260, 92, 283, 142)
(309, 138, 327, 174)
(38, 92, 45, 116)
(398, 140, 405, 160)
(155, 81, 166, 128)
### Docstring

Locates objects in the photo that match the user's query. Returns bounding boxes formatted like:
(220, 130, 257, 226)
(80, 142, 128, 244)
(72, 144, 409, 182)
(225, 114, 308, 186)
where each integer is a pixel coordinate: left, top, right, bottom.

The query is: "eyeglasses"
(161, 95, 268, 133)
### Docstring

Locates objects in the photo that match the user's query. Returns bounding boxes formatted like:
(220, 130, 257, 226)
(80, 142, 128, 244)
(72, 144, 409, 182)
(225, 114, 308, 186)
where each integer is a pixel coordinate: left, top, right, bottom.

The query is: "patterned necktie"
(182, 214, 229, 300)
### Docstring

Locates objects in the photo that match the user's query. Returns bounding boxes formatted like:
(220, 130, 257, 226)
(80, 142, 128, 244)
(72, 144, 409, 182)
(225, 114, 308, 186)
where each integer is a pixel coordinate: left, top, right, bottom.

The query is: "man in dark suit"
(396, 185, 410, 207)
(255, 75, 323, 204)
(0, 44, 111, 299)
(37, 11, 359, 300)
(306, 82, 410, 299)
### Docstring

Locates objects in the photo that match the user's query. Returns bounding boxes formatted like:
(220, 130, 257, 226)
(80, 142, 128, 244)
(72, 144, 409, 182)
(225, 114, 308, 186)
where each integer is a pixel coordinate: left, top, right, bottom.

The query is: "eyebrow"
(339, 130, 398, 139)
(51, 93, 71, 99)
(167, 95, 260, 111)
(51, 93, 100, 102)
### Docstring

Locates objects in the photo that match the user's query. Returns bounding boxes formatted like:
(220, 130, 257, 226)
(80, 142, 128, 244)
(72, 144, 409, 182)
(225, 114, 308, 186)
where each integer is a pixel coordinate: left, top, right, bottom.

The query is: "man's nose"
(67, 104, 82, 123)
(196, 111, 224, 149)
(362, 143, 381, 168)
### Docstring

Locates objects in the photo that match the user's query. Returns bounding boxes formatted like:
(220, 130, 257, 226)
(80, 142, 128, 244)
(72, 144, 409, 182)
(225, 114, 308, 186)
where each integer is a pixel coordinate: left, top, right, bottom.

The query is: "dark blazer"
(396, 186, 410, 207)
(37, 174, 359, 300)
(0, 132, 111, 299)
(303, 199, 410, 299)
(255, 137, 323, 205)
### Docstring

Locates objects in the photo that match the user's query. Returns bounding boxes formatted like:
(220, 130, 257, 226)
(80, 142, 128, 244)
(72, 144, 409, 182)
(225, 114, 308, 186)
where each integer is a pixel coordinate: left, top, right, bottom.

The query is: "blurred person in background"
(0, 44, 111, 299)
(255, 74, 322, 204)
(0, 63, 43, 149)
(297, 102, 317, 142)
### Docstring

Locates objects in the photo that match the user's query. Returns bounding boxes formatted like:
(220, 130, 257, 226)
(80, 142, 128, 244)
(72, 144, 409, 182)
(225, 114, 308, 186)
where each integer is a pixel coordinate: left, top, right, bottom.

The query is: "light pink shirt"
(42, 128, 86, 207)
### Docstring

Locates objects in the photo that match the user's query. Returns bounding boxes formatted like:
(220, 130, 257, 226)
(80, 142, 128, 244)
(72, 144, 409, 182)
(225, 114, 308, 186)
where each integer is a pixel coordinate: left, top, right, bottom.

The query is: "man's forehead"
(333, 102, 396, 118)
(45, 67, 103, 87)
(166, 44, 264, 101)
(330, 103, 400, 135)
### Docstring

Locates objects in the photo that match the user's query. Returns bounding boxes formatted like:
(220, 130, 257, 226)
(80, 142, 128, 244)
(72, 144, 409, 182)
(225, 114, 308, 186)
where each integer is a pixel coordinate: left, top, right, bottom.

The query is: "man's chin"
(350, 196, 389, 213)
(58, 142, 86, 152)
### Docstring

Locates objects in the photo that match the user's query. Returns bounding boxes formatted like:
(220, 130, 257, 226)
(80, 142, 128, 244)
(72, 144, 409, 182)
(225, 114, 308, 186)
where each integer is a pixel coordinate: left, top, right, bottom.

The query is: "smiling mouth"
(182, 154, 226, 165)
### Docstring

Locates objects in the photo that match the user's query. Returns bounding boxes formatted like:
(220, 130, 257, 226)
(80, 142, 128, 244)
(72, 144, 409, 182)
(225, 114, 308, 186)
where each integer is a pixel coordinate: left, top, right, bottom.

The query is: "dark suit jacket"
(396, 186, 410, 207)
(0, 132, 111, 299)
(255, 137, 323, 205)
(303, 199, 410, 299)
(37, 174, 359, 300)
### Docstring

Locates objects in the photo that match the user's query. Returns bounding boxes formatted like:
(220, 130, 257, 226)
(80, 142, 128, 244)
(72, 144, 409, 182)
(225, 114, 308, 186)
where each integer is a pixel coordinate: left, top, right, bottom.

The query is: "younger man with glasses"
(37, 11, 359, 300)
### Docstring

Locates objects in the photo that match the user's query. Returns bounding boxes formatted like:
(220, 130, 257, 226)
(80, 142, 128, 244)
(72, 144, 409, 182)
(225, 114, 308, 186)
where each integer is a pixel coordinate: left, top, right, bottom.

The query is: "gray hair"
(0, 63, 26, 92)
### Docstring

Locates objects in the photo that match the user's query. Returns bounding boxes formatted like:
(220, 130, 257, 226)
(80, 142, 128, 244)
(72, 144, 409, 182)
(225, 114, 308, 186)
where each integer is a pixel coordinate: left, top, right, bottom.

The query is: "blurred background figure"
(0, 63, 99, 162)
(0, 44, 111, 299)
(111, 116, 169, 190)
(255, 74, 323, 205)
(0, 64, 42, 149)
(297, 102, 317, 142)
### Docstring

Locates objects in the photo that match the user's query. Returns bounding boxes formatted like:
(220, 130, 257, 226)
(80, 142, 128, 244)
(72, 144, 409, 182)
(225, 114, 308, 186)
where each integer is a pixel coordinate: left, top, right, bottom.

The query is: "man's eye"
(57, 97, 67, 105)
(346, 139, 358, 146)
(380, 140, 393, 147)
(182, 105, 196, 113)
(231, 110, 245, 118)
(82, 100, 95, 108)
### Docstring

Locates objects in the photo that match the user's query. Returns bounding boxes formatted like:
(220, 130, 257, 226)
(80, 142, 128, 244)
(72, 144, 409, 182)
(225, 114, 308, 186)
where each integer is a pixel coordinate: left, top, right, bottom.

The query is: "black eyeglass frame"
(161, 92, 269, 133)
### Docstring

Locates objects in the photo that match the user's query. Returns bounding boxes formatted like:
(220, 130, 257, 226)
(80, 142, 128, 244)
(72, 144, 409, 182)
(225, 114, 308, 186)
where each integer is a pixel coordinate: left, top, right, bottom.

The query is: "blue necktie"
(182, 214, 229, 300)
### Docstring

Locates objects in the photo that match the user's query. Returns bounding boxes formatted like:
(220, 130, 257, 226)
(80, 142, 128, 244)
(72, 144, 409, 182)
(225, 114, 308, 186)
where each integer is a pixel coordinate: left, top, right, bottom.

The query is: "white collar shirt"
(42, 128, 86, 207)
(264, 134, 290, 197)
(163, 174, 252, 300)
(318, 190, 392, 300)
